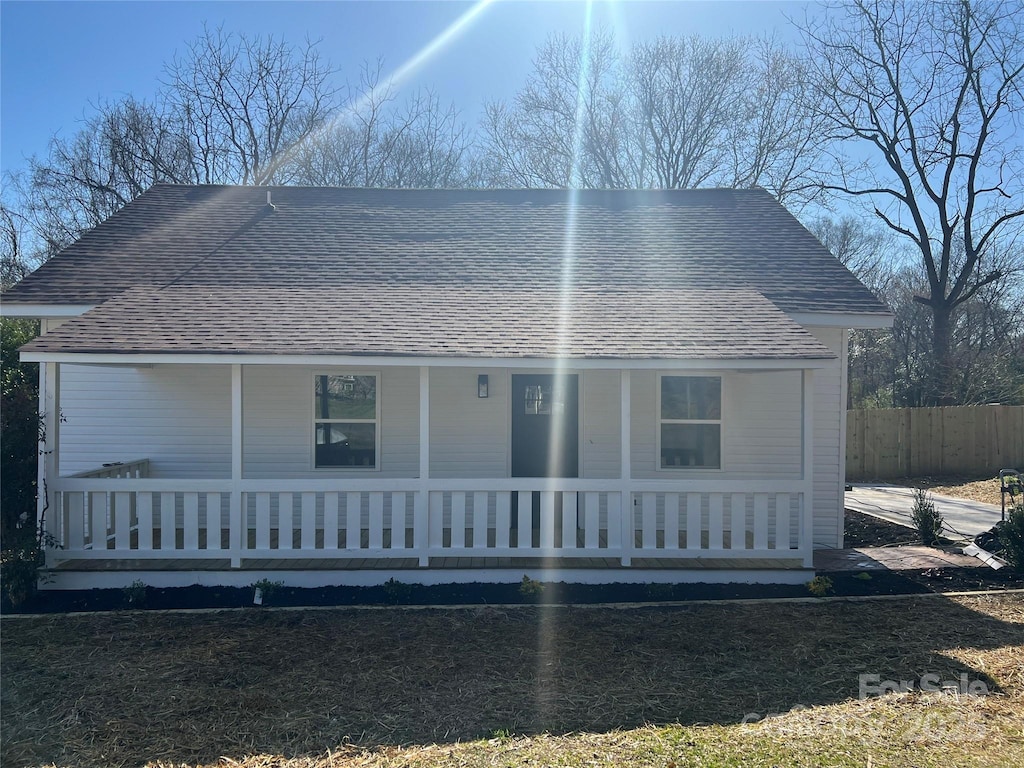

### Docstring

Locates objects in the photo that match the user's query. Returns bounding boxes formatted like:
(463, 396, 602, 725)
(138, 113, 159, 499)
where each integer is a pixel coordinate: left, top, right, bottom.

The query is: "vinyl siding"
(243, 365, 419, 479)
(58, 363, 231, 478)
(429, 367, 508, 477)
(581, 370, 621, 479)
(806, 326, 845, 548)
(629, 369, 803, 480)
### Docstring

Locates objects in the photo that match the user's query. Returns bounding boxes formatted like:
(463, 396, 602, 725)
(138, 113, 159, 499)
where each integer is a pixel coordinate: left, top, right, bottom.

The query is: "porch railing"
(48, 477, 812, 568)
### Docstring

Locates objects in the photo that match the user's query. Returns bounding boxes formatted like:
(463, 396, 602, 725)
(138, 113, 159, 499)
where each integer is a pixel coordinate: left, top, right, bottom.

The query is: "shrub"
(251, 578, 284, 605)
(122, 579, 148, 608)
(382, 577, 413, 604)
(997, 505, 1024, 571)
(911, 489, 944, 545)
(518, 575, 545, 599)
(806, 575, 834, 597)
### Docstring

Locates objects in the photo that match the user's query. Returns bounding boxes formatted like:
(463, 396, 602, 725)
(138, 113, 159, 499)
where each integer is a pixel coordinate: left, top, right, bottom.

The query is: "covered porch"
(34, 354, 822, 586)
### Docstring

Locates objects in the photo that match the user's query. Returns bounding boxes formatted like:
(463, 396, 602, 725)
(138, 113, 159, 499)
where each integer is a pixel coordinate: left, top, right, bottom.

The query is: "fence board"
(847, 405, 1024, 480)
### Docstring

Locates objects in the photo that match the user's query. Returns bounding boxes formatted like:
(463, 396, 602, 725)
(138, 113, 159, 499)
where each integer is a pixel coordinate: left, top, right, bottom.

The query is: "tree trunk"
(930, 305, 955, 406)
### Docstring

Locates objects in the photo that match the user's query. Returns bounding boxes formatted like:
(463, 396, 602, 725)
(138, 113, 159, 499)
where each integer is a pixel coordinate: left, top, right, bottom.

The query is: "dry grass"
(3, 595, 1023, 768)
(905, 475, 1010, 507)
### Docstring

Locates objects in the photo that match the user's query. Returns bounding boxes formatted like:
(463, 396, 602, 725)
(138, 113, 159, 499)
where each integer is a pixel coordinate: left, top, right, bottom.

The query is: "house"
(2, 186, 892, 590)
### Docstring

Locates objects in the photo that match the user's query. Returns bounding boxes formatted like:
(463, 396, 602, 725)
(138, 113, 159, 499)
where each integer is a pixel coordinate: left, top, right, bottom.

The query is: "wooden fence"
(846, 405, 1024, 480)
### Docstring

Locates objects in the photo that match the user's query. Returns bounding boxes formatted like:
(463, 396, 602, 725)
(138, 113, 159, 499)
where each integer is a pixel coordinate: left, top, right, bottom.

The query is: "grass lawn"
(2, 594, 1023, 767)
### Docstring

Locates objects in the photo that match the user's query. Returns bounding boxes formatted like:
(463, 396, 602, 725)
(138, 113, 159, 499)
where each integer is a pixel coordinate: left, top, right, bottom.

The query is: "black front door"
(511, 374, 579, 478)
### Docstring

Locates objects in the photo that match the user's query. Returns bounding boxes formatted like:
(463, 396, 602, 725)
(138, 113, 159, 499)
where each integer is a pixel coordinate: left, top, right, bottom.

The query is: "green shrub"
(911, 489, 944, 545)
(122, 579, 148, 609)
(806, 575, 834, 597)
(997, 505, 1024, 571)
(382, 577, 413, 604)
(251, 578, 284, 605)
(518, 575, 545, 599)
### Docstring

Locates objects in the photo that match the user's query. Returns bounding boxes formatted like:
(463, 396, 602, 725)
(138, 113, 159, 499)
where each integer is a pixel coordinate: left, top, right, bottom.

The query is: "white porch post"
(620, 369, 632, 566)
(38, 356, 61, 566)
(229, 364, 243, 567)
(415, 366, 430, 566)
(801, 369, 816, 568)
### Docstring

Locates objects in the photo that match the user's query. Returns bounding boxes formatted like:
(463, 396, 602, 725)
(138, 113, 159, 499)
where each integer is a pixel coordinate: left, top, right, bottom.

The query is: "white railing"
(49, 477, 811, 567)
(69, 459, 150, 479)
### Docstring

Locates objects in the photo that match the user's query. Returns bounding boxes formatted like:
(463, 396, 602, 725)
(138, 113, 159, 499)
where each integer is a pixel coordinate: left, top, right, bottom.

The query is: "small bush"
(518, 575, 545, 599)
(806, 575, 834, 597)
(382, 577, 413, 604)
(911, 489, 944, 545)
(997, 505, 1024, 571)
(122, 579, 148, 608)
(251, 578, 284, 605)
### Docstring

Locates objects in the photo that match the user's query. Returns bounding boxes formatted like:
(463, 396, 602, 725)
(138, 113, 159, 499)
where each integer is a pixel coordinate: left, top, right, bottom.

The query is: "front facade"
(3, 186, 891, 589)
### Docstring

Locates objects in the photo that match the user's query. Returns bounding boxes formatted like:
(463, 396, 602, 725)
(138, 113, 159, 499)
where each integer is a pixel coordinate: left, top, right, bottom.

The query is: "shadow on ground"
(2, 594, 1022, 767)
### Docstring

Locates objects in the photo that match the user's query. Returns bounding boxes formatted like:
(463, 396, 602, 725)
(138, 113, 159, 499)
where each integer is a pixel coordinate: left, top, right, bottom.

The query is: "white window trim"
(311, 371, 382, 472)
(655, 373, 725, 472)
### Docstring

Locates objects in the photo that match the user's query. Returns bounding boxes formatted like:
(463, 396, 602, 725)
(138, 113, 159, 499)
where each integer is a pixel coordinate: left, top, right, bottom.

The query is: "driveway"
(845, 484, 1005, 540)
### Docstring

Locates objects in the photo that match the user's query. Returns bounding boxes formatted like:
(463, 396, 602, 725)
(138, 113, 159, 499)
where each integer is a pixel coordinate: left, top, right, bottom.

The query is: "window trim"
(311, 371, 381, 471)
(655, 373, 724, 472)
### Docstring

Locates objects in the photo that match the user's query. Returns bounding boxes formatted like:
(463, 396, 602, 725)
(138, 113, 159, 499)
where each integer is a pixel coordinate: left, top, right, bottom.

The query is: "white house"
(2, 186, 892, 589)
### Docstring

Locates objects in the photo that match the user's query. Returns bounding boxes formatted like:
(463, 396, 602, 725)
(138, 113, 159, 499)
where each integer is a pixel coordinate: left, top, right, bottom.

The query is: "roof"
(20, 285, 835, 360)
(6, 185, 889, 360)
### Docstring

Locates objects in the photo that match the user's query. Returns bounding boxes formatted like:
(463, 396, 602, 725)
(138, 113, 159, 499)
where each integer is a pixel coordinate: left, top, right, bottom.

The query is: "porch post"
(801, 369, 816, 568)
(620, 369, 632, 566)
(38, 356, 61, 566)
(230, 364, 243, 568)
(415, 366, 430, 566)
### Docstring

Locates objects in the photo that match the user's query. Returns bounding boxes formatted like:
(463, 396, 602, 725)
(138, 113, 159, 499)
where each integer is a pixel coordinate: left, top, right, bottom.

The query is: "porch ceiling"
(21, 284, 836, 363)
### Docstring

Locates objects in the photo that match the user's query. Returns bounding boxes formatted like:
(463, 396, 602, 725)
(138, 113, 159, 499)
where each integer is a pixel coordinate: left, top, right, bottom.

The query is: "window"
(314, 374, 378, 468)
(659, 376, 721, 469)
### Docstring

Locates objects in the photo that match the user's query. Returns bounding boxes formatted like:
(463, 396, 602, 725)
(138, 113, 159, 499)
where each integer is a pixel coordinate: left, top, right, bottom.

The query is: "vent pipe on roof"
(265, 190, 276, 211)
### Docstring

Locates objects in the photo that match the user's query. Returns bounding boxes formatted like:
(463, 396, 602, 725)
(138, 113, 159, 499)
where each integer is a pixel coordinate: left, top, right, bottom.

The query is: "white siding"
(429, 367, 508, 477)
(581, 370, 620, 479)
(59, 364, 231, 478)
(244, 365, 418, 479)
(629, 369, 803, 480)
(806, 327, 845, 548)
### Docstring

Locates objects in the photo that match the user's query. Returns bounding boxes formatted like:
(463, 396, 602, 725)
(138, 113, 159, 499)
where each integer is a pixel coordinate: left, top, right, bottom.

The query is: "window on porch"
(659, 375, 721, 469)
(314, 374, 378, 468)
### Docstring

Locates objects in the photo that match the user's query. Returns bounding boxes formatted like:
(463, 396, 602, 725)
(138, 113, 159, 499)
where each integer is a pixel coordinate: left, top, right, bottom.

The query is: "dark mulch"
(843, 509, 920, 548)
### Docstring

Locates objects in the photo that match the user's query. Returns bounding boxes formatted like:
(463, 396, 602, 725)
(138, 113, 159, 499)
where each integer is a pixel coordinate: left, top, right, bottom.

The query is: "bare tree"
(800, 0, 1024, 405)
(290, 62, 473, 188)
(163, 26, 338, 185)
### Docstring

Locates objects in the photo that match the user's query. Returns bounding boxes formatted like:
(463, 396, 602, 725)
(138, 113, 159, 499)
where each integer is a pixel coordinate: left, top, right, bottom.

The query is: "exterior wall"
(806, 326, 845, 549)
(429, 367, 508, 477)
(244, 365, 419, 479)
(59, 363, 231, 478)
(629, 369, 803, 480)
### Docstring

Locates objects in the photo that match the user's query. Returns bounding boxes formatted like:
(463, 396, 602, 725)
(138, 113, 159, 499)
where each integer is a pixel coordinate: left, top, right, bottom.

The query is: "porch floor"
(50, 555, 805, 572)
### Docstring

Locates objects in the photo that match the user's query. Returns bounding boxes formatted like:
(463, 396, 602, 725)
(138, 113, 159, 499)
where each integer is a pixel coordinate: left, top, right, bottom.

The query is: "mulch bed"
(843, 509, 920, 548)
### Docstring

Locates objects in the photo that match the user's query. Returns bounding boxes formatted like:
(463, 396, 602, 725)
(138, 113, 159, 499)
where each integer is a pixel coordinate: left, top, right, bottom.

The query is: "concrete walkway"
(845, 484, 1005, 540)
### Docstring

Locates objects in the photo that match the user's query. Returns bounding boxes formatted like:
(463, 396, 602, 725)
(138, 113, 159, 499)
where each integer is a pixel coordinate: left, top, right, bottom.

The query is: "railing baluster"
(136, 493, 153, 550)
(472, 491, 488, 549)
(708, 493, 724, 549)
(730, 493, 747, 550)
(495, 492, 511, 549)
(641, 493, 657, 549)
(346, 492, 361, 549)
(685, 493, 702, 550)
(183, 493, 199, 551)
(775, 493, 791, 550)
(451, 492, 466, 549)
(584, 492, 599, 549)
(300, 492, 316, 550)
(323, 492, 339, 550)
(754, 494, 769, 550)
(664, 493, 680, 550)
(391, 492, 407, 549)
(562, 491, 578, 549)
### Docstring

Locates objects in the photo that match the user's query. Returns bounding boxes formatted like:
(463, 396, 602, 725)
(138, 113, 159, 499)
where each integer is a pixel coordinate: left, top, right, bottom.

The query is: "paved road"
(845, 484, 1006, 540)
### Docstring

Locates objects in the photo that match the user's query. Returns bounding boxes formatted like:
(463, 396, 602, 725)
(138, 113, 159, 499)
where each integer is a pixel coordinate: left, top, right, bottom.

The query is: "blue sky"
(1, 0, 808, 175)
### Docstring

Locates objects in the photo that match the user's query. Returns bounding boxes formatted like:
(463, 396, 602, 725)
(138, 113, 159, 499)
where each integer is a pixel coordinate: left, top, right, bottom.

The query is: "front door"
(511, 374, 579, 477)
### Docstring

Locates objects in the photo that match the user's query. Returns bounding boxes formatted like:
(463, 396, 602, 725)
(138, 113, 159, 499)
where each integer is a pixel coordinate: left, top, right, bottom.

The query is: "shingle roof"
(21, 285, 836, 360)
(4, 185, 888, 316)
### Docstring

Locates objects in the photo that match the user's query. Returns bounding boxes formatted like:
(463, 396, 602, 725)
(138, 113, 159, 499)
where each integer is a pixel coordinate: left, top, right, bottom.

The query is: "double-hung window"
(314, 374, 378, 468)
(659, 375, 722, 469)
